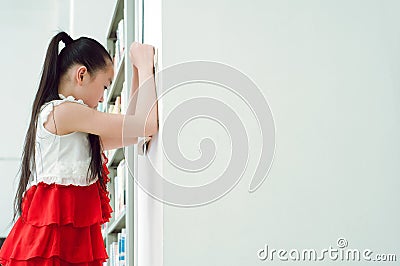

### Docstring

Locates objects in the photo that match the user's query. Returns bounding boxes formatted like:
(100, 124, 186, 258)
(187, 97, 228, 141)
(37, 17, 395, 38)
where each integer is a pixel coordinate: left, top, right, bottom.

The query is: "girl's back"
(28, 94, 96, 190)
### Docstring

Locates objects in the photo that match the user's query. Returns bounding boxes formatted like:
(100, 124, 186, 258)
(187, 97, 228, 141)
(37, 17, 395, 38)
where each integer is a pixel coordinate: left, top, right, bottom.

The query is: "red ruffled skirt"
(0, 155, 113, 266)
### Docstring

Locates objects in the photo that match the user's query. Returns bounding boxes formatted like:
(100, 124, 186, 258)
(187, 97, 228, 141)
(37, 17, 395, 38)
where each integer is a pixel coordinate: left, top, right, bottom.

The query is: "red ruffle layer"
(0, 154, 113, 266)
(0, 219, 106, 265)
(20, 181, 111, 227)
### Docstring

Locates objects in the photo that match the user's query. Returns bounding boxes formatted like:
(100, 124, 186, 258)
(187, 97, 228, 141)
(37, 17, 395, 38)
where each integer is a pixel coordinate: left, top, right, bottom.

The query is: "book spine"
(118, 232, 122, 264)
(121, 81, 127, 114)
(117, 19, 125, 58)
(117, 160, 126, 211)
(114, 242, 119, 265)
(120, 228, 126, 265)
(114, 174, 119, 217)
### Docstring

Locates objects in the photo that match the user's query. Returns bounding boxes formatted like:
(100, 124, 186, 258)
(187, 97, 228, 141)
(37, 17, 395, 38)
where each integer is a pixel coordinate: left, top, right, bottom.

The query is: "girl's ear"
(76, 65, 88, 85)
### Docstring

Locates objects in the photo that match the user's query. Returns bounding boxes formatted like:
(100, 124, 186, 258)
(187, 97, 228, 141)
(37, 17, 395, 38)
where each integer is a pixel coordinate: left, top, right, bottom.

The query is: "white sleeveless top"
(26, 93, 98, 190)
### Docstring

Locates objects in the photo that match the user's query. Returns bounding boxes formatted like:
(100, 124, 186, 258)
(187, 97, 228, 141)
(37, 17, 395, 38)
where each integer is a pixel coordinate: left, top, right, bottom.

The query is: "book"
(107, 229, 126, 266)
(114, 18, 125, 72)
(116, 19, 125, 59)
(119, 228, 126, 265)
(108, 104, 115, 114)
(121, 81, 127, 114)
(114, 96, 121, 114)
(114, 173, 120, 217)
(117, 160, 126, 212)
(109, 241, 118, 265)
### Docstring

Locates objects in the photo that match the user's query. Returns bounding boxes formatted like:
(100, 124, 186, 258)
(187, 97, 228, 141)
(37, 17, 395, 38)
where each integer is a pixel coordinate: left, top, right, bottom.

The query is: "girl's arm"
(100, 56, 158, 150)
(52, 47, 159, 150)
(102, 62, 158, 150)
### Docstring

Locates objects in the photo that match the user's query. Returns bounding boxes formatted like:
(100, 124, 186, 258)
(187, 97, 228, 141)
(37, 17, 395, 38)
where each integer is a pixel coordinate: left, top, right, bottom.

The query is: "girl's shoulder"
(41, 94, 88, 111)
(39, 94, 90, 135)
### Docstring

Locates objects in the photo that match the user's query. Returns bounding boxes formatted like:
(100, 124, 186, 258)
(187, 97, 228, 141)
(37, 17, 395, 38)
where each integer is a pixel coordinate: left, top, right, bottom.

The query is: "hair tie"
(61, 33, 74, 46)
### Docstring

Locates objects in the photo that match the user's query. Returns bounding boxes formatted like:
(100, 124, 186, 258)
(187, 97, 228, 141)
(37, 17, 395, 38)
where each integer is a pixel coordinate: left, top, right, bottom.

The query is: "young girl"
(0, 31, 158, 265)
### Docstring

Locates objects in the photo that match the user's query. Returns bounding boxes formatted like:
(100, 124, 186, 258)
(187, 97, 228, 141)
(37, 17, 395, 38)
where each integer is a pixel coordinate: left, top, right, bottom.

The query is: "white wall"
(68, 0, 115, 47)
(0, 0, 115, 238)
(160, 0, 400, 265)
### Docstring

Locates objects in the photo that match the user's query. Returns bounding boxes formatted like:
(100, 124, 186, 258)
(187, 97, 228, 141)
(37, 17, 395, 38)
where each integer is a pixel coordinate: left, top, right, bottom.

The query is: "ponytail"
(11, 31, 111, 225)
(39, 32, 74, 103)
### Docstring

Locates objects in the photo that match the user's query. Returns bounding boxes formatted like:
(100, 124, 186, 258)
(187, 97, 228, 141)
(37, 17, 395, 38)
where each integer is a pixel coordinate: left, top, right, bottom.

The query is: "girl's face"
(80, 63, 114, 109)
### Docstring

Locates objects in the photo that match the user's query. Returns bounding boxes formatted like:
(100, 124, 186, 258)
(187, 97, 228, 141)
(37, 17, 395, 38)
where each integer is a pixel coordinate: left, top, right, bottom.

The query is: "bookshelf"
(99, 0, 136, 265)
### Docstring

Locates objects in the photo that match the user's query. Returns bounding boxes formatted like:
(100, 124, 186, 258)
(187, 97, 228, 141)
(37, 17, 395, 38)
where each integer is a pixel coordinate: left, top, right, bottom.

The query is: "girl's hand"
(129, 42, 154, 71)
